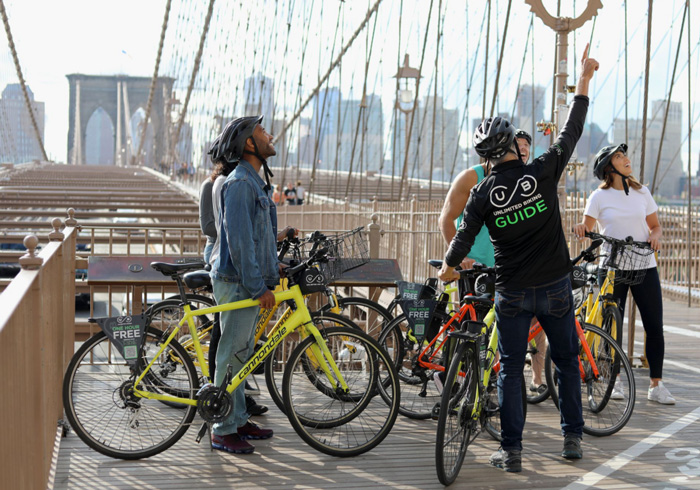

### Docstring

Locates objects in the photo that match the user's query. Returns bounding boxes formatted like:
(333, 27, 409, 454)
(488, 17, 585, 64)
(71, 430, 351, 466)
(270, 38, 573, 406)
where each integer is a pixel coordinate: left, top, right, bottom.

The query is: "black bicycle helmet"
(593, 143, 630, 194)
(207, 115, 274, 191)
(474, 273, 496, 299)
(593, 143, 628, 180)
(473, 117, 516, 160)
(514, 129, 532, 145)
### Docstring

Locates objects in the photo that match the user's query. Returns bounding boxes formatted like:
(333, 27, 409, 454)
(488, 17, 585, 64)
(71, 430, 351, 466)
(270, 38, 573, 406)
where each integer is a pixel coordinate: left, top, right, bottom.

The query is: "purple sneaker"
(237, 421, 273, 440)
(211, 433, 254, 454)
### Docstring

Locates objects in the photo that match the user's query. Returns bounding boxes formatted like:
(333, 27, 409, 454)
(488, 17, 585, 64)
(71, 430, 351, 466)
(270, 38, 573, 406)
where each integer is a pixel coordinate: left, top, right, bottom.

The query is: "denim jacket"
(211, 159, 279, 298)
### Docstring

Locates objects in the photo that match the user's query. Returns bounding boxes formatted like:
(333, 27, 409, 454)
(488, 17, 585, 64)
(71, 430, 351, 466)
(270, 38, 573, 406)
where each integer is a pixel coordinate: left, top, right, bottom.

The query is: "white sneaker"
(648, 381, 676, 405)
(611, 378, 625, 400)
(434, 371, 444, 395)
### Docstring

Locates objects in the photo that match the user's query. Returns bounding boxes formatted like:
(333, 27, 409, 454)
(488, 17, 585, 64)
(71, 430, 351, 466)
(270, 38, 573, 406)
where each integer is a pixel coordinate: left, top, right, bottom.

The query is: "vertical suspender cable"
(489, 0, 512, 116)
(137, 0, 172, 166)
(624, 0, 629, 143)
(549, 0, 561, 145)
(171, 0, 216, 165)
(0, 0, 48, 161)
(639, 0, 653, 182)
(686, 0, 692, 306)
(651, 2, 687, 194)
(428, 0, 443, 201)
(482, 0, 491, 119)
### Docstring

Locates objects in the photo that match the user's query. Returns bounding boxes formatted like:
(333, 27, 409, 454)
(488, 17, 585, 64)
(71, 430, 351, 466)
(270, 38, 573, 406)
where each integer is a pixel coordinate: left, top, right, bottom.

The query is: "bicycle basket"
(603, 242, 654, 286)
(328, 226, 370, 274)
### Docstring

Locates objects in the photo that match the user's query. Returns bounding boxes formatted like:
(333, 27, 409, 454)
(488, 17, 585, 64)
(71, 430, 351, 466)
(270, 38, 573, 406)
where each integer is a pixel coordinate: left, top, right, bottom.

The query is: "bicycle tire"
(264, 311, 362, 414)
(435, 341, 477, 486)
(63, 327, 199, 459)
(483, 371, 527, 441)
(282, 326, 400, 457)
(602, 305, 623, 349)
(544, 323, 635, 437)
(377, 314, 442, 419)
(322, 296, 394, 340)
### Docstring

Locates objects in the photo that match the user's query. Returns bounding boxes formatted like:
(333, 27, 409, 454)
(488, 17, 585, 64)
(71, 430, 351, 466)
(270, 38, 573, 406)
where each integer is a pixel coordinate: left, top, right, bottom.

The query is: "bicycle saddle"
(183, 270, 212, 290)
(150, 261, 206, 276)
(428, 259, 443, 269)
(461, 295, 493, 309)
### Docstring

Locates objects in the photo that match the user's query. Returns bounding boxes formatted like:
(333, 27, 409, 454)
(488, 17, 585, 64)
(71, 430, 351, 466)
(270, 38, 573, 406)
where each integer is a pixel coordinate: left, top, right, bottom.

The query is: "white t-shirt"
(209, 175, 226, 267)
(584, 185, 657, 268)
(296, 185, 305, 200)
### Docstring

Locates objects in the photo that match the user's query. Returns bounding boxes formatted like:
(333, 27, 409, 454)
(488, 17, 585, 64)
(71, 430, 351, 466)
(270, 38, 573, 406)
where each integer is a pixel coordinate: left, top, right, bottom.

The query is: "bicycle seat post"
(174, 274, 190, 305)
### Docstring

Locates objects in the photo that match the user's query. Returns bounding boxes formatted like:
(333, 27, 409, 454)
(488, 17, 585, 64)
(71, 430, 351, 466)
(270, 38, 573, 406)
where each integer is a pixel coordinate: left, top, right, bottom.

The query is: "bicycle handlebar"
(584, 231, 654, 251)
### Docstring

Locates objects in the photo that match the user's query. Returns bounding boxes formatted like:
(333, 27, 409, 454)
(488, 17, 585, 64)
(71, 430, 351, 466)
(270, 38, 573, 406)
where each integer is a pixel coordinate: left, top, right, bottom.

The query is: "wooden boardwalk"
(54, 300, 700, 489)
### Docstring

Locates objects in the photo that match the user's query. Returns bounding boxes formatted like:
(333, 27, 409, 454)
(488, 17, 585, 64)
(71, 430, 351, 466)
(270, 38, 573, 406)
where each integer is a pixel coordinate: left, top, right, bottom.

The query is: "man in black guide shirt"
(439, 45, 599, 472)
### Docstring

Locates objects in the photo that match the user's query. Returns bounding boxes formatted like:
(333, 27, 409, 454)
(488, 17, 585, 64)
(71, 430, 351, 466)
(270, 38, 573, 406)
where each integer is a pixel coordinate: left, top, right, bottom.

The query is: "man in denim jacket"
(209, 115, 279, 454)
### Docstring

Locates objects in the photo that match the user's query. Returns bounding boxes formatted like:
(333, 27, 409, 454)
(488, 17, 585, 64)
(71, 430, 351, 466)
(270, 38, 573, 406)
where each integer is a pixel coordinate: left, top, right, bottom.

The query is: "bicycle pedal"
(431, 402, 441, 420)
(195, 422, 209, 444)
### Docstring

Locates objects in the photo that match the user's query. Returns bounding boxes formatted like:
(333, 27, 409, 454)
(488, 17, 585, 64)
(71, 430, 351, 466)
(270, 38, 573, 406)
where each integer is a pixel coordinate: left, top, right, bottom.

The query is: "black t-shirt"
(445, 95, 590, 291)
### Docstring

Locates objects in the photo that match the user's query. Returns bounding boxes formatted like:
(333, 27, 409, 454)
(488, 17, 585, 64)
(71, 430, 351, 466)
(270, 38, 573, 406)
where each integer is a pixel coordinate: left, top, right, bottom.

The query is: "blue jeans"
(211, 279, 260, 435)
(495, 274, 583, 451)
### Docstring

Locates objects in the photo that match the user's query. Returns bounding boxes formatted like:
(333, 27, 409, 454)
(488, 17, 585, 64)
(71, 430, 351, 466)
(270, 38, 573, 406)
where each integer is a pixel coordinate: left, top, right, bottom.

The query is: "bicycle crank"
(197, 386, 233, 423)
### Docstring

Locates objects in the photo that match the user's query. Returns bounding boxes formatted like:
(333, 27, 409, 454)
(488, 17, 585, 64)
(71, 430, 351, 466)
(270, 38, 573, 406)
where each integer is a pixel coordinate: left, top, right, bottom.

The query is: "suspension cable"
(0, 0, 48, 161)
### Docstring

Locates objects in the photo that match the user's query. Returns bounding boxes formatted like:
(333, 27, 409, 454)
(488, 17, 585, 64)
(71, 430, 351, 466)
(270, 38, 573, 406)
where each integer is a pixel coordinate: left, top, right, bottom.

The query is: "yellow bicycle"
(62, 247, 400, 460)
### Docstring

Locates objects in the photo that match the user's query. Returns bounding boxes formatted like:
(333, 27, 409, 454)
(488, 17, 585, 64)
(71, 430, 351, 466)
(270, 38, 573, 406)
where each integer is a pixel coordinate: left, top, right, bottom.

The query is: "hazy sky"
(1, 0, 698, 175)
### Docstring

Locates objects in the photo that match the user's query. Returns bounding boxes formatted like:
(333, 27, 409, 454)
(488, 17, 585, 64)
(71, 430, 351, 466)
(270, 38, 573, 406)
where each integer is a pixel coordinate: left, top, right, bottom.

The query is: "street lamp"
(394, 54, 421, 201)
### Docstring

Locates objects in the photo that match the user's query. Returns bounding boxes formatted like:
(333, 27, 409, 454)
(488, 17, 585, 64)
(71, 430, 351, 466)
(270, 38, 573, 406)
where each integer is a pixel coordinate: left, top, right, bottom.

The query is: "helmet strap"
(244, 138, 275, 192)
(608, 168, 630, 195)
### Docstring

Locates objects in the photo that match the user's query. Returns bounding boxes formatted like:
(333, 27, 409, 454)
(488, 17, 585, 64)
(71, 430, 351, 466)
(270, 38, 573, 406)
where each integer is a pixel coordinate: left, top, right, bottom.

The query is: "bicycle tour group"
(63, 42, 677, 485)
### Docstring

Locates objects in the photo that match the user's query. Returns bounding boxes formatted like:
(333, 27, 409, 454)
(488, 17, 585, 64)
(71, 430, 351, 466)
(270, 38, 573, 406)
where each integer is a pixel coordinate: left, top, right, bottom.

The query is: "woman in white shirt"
(574, 143, 674, 405)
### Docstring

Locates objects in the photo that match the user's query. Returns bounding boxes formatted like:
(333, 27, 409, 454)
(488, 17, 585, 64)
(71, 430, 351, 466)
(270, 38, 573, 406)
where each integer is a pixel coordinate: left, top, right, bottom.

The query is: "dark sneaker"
(246, 395, 268, 416)
(529, 383, 547, 395)
(489, 447, 522, 472)
(562, 434, 582, 459)
(211, 433, 255, 454)
(238, 421, 273, 440)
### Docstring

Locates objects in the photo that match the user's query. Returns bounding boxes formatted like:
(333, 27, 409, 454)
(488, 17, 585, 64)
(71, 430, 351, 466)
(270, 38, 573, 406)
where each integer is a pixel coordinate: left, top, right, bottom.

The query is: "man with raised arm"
(439, 45, 599, 472)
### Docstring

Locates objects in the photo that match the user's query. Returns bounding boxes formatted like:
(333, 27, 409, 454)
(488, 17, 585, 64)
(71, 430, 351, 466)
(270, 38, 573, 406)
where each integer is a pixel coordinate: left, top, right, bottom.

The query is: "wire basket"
(603, 242, 655, 286)
(305, 227, 370, 284)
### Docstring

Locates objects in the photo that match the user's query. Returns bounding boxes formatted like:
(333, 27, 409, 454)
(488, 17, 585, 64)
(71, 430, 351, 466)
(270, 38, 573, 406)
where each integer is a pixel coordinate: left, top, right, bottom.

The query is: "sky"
(1, 0, 698, 176)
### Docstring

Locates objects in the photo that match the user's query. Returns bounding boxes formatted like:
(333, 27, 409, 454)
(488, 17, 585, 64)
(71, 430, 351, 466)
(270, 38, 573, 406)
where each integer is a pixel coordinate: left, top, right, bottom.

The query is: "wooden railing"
(0, 213, 78, 490)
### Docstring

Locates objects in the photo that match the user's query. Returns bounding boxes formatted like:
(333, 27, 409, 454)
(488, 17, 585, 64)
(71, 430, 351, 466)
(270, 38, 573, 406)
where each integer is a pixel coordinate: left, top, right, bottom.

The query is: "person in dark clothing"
(438, 44, 599, 472)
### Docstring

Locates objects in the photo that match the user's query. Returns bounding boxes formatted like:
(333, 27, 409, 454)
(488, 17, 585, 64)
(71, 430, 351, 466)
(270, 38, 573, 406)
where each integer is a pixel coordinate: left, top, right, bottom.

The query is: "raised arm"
(438, 168, 478, 244)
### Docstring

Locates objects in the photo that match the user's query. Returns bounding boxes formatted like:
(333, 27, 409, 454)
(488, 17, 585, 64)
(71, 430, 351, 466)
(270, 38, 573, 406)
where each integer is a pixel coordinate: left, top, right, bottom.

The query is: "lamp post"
(394, 54, 420, 201)
(525, 0, 602, 212)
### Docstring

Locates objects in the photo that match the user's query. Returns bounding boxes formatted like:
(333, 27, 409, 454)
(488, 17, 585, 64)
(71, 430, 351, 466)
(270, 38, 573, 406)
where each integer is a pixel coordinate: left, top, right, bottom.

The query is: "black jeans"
(599, 267, 665, 379)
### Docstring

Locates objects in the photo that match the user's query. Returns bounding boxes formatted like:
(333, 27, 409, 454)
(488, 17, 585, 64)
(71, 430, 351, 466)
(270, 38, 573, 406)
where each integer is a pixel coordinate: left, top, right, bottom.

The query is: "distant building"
(613, 100, 684, 198)
(0, 83, 45, 163)
(244, 75, 275, 119)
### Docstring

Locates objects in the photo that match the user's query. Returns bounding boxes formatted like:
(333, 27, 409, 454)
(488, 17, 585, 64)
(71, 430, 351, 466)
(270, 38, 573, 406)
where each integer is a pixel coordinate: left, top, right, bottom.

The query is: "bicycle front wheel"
(63, 327, 199, 459)
(377, 314, 442, 419)
(264, 311, 361, 414)
(328, 296, 394, 339)
(282, 326, 400, 457)
(545, 323, 635, 437)
(435, 341, 478, 486)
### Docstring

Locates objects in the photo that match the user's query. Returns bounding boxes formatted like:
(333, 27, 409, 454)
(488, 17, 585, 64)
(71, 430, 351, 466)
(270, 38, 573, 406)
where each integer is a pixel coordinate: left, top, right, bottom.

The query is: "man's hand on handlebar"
(438, 263, 460, 283)
(278, 262, 288, 277)
(258, 289, 276, 309)
(460, 257, 476, 270)
(277, 226, 299, 242)
(573, 223, 590, 240)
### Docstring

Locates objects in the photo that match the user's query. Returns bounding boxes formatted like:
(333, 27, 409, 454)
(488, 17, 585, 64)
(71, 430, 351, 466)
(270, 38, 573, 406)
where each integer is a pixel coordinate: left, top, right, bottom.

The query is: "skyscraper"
(243, 74, 275, 119)
(0, 84, 45, 163)
(613, 100, 683, 198)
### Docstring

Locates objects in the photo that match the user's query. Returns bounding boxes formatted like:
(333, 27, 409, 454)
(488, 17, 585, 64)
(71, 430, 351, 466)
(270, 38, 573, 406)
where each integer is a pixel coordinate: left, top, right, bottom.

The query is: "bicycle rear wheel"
(323, 296, 394, 340)
(63, 327, 199, 459)
(264, 311, 361, 414)
(435, 341, 477, 486)
(377, 314, 442, 419)
(282, 326, 400, 457)
(483, 370, 527, 441)
(602, 305, 623, 348)
(545, 323, 635, 437)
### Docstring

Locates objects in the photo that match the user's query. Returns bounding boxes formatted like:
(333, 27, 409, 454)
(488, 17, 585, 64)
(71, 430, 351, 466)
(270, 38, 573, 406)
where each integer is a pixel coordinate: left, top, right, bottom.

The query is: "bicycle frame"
(577, 270, 618, 327)
(131, 284, 349, 406)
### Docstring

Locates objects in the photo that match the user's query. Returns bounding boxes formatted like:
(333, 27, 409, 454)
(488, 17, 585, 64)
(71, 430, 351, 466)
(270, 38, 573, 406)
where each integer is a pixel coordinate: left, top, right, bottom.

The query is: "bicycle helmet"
(514, 129, 532, 145)
(473, 117, 516, 160)
(474, 273, 495, 298)
(207, 115, 274, 191)
(593, 143, 629, 194)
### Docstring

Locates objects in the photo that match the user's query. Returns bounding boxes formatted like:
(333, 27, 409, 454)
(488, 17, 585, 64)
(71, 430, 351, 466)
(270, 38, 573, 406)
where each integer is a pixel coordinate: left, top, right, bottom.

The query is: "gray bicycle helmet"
(473, 117, 516, 160)
(515, 129, 532, 145)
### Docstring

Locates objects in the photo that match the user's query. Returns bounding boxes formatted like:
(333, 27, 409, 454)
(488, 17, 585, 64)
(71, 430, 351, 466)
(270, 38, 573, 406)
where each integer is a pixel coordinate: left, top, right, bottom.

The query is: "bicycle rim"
(545, 323, 635, 436)
(335, 296, 394, 340)
(435, 342, 477, 486)
(283, 326, 400, 457)
(265, 311, 361, 414)
(378, 314, 442, 419)
(63, 327, 199, 459)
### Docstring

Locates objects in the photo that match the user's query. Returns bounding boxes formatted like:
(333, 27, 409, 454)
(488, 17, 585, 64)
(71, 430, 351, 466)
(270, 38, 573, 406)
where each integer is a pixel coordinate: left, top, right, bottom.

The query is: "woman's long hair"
(598, 165, 643, 191)
(209, 160, 236, 182)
